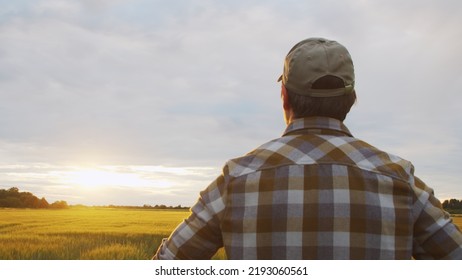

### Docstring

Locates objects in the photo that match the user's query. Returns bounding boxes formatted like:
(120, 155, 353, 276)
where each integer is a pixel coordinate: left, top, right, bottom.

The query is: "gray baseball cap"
(278, 38, 355, 97)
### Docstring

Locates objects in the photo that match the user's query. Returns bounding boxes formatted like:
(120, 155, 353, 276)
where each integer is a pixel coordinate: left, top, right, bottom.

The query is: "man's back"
(222, 117, 462, 259)
(154, 117, 462, 259)
(223, 117, 415, 259)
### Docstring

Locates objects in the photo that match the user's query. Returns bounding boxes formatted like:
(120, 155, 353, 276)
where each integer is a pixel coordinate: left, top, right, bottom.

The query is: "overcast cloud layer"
(1, 0, 461, 206)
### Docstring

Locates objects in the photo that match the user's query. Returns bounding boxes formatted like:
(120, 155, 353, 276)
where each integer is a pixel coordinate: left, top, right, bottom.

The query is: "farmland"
(0, 207, 225, 260)
(0, 207, 460, 260)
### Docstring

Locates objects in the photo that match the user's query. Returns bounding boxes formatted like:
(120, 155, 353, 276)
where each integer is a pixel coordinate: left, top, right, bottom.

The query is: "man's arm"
(412, 176, 462, 259)
(153, 170, 229, 259)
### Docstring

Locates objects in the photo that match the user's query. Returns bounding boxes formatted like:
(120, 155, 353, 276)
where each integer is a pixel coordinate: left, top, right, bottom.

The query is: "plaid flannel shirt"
(154, 117, 462, 259)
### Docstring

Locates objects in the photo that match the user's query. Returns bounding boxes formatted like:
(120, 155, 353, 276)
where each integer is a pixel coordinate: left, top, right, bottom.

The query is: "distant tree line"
(0, 187, 68, 209)
(442, 199, 462, 214)
(143, 204, 189, 210)
(105, 204, 189, 210)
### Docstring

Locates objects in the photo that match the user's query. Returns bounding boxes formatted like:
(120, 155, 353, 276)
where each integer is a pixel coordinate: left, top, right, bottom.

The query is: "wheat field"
(0, 207, 213, 260)
(0, 207, 460, 260)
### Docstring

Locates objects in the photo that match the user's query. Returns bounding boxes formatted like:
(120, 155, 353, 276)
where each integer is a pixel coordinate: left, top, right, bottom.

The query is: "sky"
(0, 0, 461, 206)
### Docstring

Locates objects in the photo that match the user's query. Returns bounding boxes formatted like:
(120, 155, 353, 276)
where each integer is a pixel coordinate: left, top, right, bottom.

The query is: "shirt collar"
(283, 117, 353, 137)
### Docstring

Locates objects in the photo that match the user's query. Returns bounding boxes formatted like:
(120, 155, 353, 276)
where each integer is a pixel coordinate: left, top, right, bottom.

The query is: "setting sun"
(62, 168, 171, 189)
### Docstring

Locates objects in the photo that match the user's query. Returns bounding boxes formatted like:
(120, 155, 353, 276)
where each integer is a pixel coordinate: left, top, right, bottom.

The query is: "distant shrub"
(442, 199, 462, 210)
(49, 200, 69, 209)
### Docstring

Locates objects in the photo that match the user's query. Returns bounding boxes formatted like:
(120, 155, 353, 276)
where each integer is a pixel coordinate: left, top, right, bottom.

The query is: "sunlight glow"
(63, 168, 173, 189)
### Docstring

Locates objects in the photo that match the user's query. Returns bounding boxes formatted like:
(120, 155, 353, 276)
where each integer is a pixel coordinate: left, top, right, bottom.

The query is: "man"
(154, 38, 462, 259)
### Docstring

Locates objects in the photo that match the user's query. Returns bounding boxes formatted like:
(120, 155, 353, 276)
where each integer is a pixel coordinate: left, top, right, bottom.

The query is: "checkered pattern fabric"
(154, 117, 462, 259)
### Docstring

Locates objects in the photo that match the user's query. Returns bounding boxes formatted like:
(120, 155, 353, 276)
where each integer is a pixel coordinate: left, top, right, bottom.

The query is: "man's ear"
(281, 85, 291, 111)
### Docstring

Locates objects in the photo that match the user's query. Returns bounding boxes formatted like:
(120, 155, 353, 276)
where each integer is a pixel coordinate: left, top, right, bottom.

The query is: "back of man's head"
(278, 38, 357, 121)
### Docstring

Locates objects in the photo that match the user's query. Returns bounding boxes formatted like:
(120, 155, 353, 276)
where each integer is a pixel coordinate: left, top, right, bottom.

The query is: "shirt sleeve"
(412, 176, 462, 259)
(153, 167, 229, 260)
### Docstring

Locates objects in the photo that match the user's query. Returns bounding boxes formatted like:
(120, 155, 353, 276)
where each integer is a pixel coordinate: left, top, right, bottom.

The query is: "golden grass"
(0, 207, 191, 260)
(452, 216, 462, 229)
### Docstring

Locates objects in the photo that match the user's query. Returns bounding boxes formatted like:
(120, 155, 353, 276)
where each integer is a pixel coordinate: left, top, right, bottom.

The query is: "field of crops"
(1, 207, 461, 260)
(0, 207, 225, 260)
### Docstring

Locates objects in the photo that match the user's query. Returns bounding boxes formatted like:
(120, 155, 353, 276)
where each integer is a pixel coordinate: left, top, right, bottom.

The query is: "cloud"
(0, 3, 294, 173)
